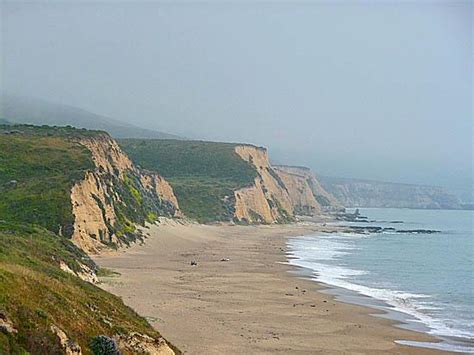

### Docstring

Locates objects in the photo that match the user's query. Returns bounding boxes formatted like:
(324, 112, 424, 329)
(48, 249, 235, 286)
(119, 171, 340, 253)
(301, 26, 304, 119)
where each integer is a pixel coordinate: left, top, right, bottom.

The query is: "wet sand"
(94, 221, 450, 354)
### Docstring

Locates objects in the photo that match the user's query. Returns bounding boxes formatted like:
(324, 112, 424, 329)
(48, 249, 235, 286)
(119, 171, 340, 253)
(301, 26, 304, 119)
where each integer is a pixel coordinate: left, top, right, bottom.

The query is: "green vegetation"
(96, 268, 121, 278)
(119, 139, 258, 223)
(108, 170, 175, 245)
(0, 222, 173, 354)
(0, 125, 177, 245)
(0, 126, 181, 353)
(0, 126, 95, 236)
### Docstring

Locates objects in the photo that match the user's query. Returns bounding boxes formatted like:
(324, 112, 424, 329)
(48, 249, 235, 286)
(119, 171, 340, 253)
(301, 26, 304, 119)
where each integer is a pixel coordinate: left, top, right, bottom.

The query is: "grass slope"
(0, 222, 173, 354)
(0, 126, 95, 237)
(0, 127, 179, 353)
(119, 139, 257, 223)
(0, 125, 177, 245)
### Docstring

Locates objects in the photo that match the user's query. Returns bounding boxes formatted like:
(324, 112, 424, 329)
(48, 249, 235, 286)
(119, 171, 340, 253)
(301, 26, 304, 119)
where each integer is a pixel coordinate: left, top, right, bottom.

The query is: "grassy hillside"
(0, 125, 177, 246)
(0, 126, 179, 353)
(0, 125, 95, 237)
(119, 139, 258, 223)
(0, 222, 176, 354)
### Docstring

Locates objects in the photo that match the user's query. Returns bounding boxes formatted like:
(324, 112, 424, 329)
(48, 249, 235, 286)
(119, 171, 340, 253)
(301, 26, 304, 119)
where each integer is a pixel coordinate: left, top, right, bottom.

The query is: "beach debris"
(190, 260, 198, 266)
(220, 258, 230, 262)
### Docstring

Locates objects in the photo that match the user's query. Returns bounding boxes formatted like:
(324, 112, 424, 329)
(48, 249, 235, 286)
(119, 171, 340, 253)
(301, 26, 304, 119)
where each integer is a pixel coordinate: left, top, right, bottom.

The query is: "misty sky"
(1, 1, 472, 191)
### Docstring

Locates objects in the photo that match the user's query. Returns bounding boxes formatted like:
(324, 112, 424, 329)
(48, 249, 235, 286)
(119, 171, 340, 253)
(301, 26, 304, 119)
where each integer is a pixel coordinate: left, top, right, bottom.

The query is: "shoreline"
(94, 221, 452, 354)
(284, 251, 471, 354)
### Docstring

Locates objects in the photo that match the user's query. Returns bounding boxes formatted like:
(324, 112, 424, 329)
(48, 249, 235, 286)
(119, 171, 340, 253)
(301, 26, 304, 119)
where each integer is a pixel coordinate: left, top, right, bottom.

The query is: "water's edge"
(284, 245, 474, 354)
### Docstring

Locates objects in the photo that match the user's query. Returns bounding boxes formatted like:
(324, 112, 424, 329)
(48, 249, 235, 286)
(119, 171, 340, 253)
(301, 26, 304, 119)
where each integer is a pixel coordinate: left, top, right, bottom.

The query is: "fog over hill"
(3, 1, 470, 195)
(0, 95, 183, 140)
(2, 94, 470, 209)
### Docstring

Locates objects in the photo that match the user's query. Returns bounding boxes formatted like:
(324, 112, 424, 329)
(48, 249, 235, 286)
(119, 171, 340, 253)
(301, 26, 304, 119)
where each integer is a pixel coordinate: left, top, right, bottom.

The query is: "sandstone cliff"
(233, 145, 294, 223)
(273, 166, 322, 216)
(71, 134, 181, 253)
(117, 138, 341, 224)
(274, 165, 343, 214)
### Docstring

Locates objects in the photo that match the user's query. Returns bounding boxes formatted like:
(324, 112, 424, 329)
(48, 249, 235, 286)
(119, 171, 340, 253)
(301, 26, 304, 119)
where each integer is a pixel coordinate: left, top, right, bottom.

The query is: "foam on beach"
(287, 224, 474, 352)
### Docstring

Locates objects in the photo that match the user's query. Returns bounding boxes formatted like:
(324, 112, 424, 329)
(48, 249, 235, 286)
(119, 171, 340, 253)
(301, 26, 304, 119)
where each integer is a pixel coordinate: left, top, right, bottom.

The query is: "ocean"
(287, 208, 474, 353)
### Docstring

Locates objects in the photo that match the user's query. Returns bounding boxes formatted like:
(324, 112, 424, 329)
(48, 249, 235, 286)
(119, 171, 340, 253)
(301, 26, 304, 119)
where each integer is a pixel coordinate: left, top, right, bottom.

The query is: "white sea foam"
(287, 234, 474, 342)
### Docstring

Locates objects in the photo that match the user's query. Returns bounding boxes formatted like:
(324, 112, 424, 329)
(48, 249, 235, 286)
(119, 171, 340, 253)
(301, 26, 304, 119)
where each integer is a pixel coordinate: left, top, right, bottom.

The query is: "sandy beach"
(94, 220, 450, 354)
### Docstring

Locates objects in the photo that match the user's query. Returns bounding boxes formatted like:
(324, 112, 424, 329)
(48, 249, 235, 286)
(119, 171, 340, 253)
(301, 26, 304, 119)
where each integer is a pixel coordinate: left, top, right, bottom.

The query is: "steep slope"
(119, 139, 258, 223)
(0, 222, 177, 354)
(319, 176, 464, 210)
(1, 94, 182, 139)
(274, 166, 343, 214)
(0, 126, 95, 236)
(70, 133, 181, 253)
(0, 125, 181, 253)
(273, 166, 322, 216)
(233, 145, 294, 223)
(0, 125, 181, 353)
(119, 139, 296, 224)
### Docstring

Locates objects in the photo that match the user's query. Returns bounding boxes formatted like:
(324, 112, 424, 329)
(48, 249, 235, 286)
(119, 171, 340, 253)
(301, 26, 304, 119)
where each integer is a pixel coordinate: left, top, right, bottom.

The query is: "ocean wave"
(287, 235, 474, 342)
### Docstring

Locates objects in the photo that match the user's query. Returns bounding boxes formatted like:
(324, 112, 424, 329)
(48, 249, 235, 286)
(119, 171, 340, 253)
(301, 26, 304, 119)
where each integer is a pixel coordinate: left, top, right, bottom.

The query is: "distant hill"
(1, 95, 182, 139)
(319, 176, 468, 210)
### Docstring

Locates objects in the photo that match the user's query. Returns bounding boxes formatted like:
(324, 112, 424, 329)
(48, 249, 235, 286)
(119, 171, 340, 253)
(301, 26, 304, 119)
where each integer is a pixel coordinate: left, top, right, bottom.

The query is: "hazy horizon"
(1, 1, 472, 193)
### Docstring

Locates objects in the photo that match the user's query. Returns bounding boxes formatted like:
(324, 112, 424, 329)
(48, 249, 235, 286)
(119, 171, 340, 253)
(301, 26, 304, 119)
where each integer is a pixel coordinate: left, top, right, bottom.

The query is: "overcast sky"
(1, 1, 472, 191)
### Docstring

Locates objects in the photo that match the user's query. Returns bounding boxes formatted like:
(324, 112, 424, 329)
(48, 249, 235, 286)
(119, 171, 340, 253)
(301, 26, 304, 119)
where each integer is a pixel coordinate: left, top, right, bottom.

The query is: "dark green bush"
(90, 335, 120, 355)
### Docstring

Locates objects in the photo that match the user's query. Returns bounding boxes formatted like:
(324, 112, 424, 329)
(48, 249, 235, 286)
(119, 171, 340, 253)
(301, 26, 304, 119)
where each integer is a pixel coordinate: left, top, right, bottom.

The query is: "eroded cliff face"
(233, 145, 294, 224)
(274, 166, 343, 214)
(70, 134, 181, 253)
(140, 173, 183, 218)
(273, 166, 322, 216)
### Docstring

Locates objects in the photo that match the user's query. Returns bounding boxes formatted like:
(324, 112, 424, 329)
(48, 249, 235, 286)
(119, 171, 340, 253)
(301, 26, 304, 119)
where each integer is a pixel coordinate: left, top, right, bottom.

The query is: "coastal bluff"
(0, 125, 179, 354)
(119, 139, 343, 224)
(70, 133, 181, 253)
